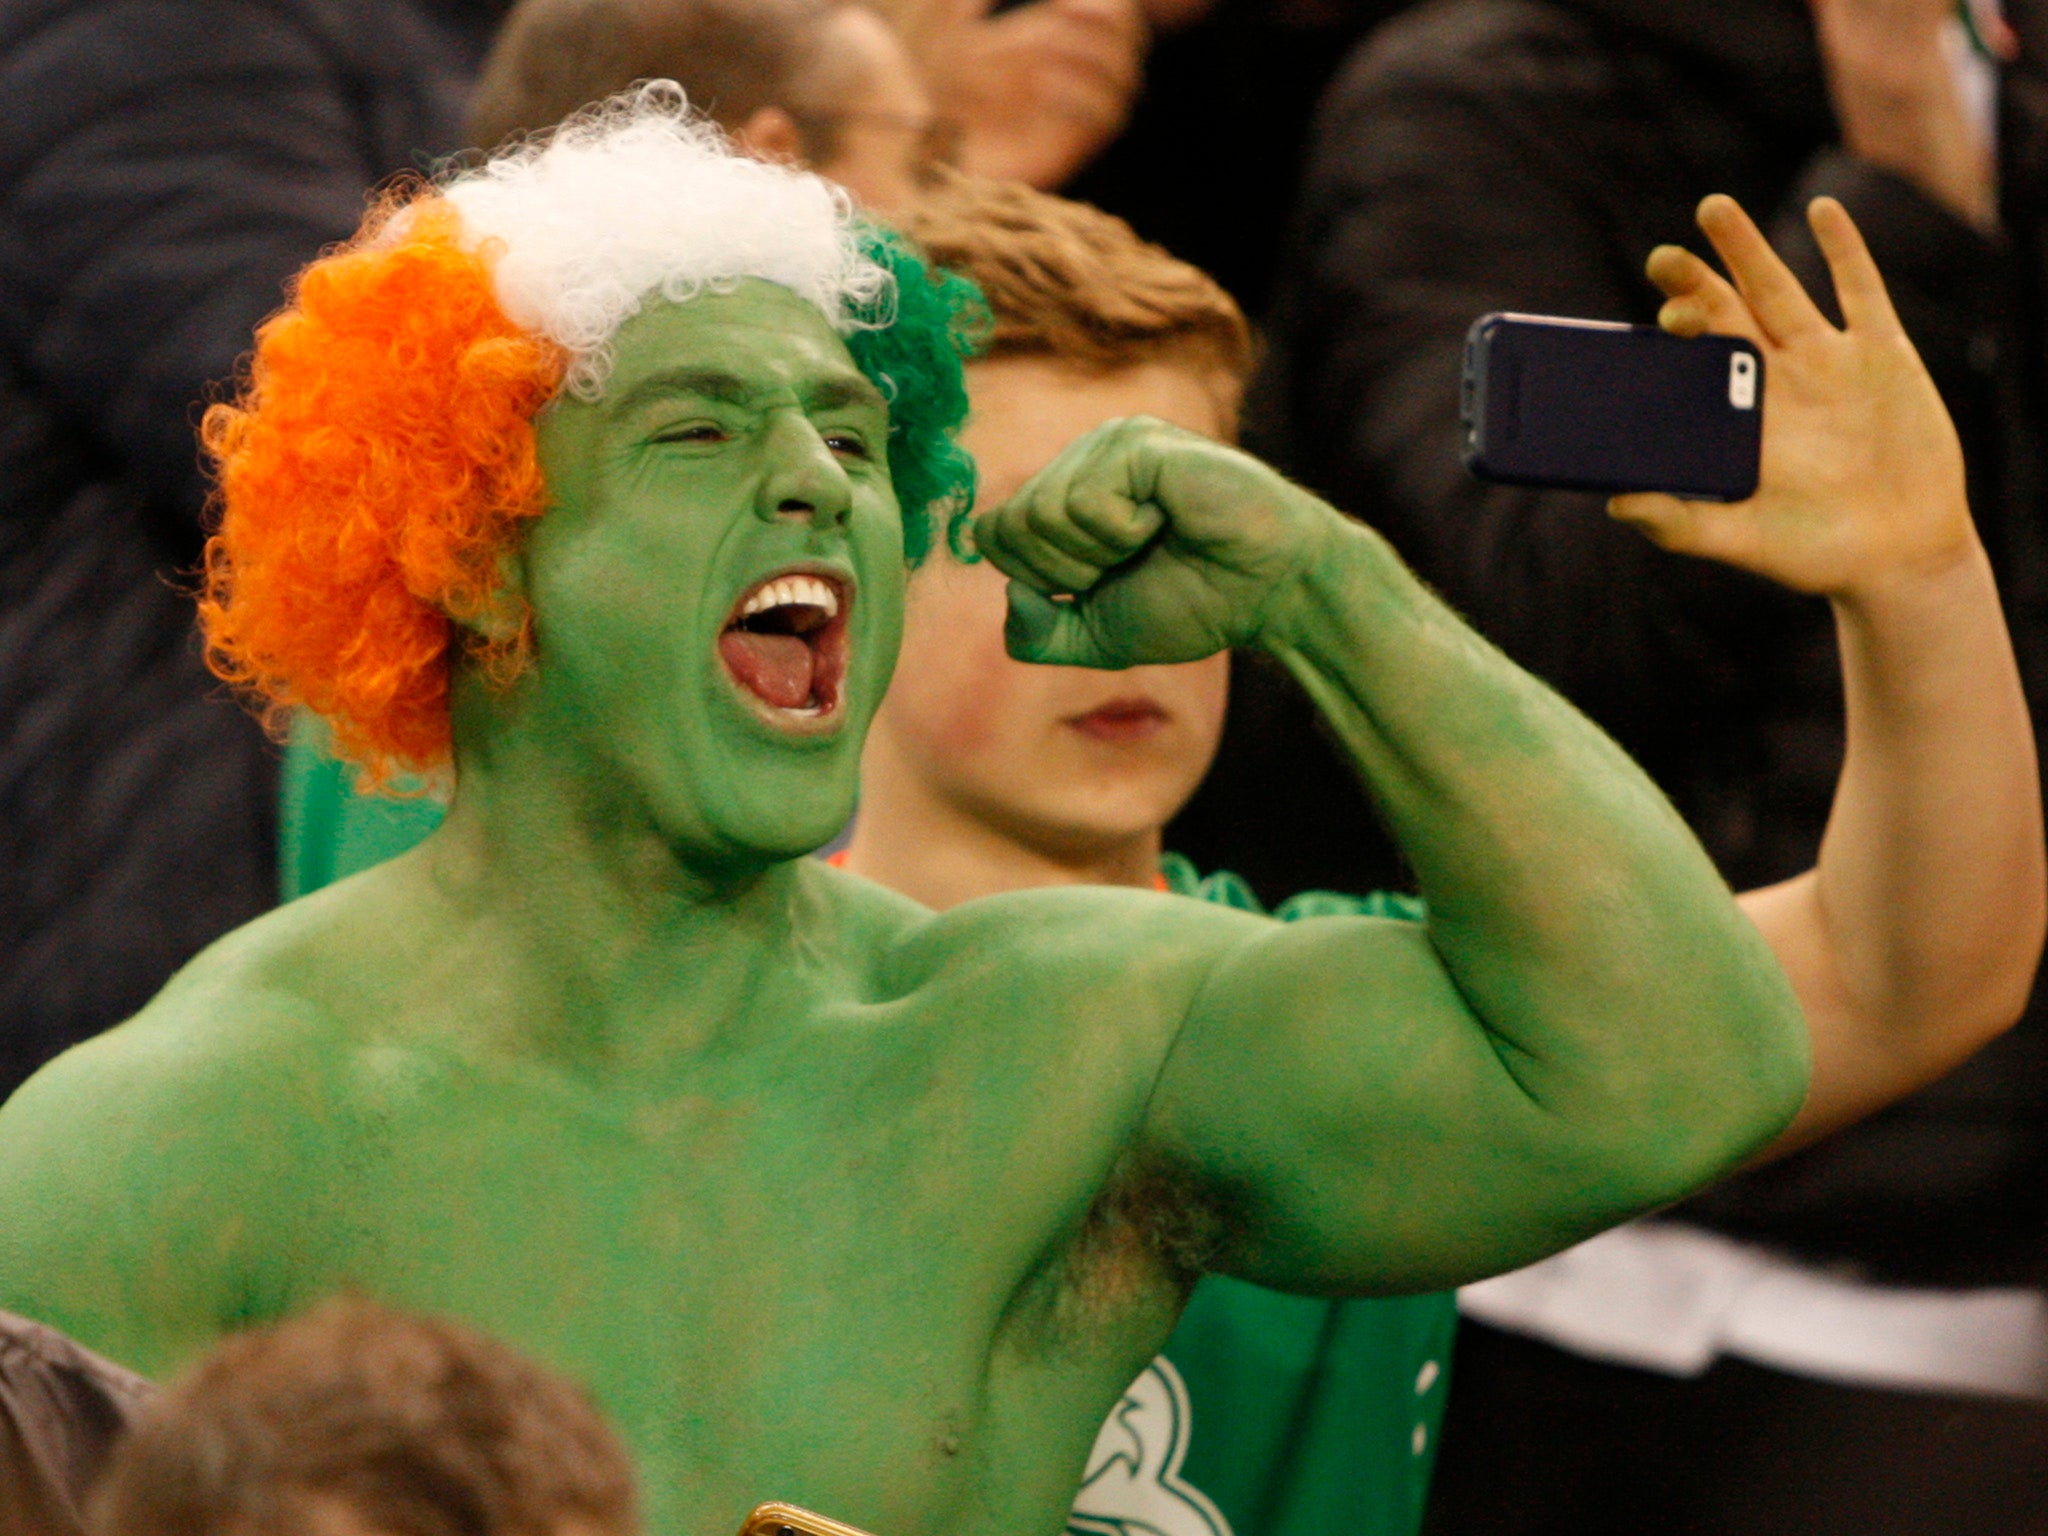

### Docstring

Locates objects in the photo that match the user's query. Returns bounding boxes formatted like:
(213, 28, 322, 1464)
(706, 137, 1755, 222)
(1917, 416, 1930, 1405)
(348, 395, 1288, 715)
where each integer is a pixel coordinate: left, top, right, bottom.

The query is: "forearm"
(1814, 2, 1996, 232)
(1258, 515, 1808, 1177)
(1825, 539, 2040, 1020)
(1749, 539, 2043, 1148)
(1838, 91, 1996, 233)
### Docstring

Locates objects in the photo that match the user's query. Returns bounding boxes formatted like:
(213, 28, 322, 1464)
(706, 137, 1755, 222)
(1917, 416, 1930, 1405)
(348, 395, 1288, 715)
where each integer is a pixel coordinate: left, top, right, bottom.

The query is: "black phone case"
(1461, 314, 1763, 501)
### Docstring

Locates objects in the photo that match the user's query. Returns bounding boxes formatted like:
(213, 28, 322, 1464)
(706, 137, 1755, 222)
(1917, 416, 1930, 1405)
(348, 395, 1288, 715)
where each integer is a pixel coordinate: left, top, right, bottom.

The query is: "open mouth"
(717, 570, 851, 723)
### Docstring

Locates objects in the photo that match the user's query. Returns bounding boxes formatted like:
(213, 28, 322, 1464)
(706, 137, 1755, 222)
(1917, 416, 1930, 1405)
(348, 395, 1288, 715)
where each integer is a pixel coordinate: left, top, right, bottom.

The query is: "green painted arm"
(976, 420, 1810, 1294)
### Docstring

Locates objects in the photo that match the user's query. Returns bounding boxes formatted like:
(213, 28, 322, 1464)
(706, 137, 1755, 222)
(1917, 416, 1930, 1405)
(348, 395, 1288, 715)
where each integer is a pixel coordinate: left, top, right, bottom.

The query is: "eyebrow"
(803, 374, 888, 414)
(610, 367, 756, 416)
(609, 366, 888, 419)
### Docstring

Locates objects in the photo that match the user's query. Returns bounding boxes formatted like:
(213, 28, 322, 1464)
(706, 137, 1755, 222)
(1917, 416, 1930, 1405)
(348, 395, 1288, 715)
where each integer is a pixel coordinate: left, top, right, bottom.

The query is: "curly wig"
(845, 223, 987, 561)
(199, 88, 983, 786)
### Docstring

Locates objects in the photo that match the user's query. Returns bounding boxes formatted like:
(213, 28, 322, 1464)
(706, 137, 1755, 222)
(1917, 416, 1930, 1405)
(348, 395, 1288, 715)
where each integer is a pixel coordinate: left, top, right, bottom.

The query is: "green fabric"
(281, 742, 1455, 1536)
(279, 719, 446, 902)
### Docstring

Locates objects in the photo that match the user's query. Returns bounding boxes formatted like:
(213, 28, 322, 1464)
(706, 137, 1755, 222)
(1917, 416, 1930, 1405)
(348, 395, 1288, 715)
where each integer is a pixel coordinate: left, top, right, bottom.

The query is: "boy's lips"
(717, 569, 852, 728)
(1065, 696, 1169, 743)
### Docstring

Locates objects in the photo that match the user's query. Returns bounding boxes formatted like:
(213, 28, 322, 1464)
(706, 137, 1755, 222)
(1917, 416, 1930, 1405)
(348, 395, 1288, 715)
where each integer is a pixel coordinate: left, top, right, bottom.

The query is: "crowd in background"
(2, 0, 2046, 1531)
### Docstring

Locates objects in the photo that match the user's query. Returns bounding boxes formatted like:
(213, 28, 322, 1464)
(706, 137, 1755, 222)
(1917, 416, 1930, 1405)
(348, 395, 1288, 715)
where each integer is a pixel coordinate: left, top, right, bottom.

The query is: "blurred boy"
(88, 1296, 639, 1536)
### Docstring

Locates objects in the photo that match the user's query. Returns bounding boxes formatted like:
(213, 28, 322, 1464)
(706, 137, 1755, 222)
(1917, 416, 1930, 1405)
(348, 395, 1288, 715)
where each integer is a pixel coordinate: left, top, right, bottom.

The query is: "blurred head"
(88, 1296, 638, 1536)
(768, 5, 950, 212)
(467, 0, 947, 210)
(861, 175, 1251, 876)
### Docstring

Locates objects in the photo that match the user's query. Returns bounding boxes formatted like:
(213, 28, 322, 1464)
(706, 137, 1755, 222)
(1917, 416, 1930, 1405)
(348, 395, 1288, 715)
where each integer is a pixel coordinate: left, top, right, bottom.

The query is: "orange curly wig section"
(199, 194, 567, 786)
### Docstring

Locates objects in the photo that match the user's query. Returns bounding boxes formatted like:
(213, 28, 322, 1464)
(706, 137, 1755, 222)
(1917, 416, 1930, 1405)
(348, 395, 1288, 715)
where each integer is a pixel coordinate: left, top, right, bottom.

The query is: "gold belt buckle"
(738, 1502, 879, 1536)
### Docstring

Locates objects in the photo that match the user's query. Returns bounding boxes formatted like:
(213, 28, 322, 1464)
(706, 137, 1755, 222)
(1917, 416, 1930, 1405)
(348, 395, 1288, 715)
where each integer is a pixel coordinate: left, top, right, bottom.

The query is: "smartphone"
(1460, 313, 1763, 501)
(737, 1502, 879, 1536)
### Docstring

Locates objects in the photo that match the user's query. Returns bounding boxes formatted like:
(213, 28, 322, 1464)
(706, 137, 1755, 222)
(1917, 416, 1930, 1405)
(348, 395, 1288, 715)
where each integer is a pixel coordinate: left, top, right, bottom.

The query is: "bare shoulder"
(8, 906, 349, 1118)
(6, 874, 395, 1120)
(814, 862, 1268, 1000)
(809, 864, 1275, 1099)
(0, 895, 376, 1376)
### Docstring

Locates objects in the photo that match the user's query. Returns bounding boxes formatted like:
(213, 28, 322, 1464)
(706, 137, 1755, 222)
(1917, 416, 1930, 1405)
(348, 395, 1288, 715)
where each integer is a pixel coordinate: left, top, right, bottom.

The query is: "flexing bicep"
(1138, 914, 1700, 1296)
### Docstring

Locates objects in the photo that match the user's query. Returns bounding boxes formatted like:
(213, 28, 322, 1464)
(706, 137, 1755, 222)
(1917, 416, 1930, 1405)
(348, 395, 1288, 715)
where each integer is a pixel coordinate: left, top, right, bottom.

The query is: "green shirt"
(281, 726, 1456, 1536)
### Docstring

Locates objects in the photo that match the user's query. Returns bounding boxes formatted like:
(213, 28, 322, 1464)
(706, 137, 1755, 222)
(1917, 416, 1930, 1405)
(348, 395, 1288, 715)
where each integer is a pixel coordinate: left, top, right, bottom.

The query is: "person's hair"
(198, 89, 985, 786)
(466, 0, 856, 158)
(894, 173, 1253, 399)
(87, 1295, 638, 1536)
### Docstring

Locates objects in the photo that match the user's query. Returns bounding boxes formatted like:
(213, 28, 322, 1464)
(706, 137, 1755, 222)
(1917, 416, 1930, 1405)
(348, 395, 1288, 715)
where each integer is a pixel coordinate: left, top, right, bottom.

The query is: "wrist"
(1831, 526, 1990, 628)
(1249, 510, 1414, 659)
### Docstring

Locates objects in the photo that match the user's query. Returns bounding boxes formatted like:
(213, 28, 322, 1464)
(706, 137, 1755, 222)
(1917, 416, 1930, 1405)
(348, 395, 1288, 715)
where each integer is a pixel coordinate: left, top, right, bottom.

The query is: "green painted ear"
(452, 545, 530, 647)
(842, 223, 990, 566)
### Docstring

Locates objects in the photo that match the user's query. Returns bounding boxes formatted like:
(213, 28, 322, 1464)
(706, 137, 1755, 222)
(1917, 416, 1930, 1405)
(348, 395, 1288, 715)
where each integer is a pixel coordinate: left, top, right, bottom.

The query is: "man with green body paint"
(0, 107, 1976, 1536)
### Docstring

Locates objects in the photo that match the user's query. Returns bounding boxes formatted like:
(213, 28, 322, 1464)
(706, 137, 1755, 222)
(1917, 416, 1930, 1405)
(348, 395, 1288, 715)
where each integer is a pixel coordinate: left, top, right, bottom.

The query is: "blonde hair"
(895, 173, 1252, 412)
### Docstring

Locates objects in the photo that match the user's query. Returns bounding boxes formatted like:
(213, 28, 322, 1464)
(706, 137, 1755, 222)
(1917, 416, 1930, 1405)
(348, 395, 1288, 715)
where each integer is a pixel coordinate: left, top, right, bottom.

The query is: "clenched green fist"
(970, 416, 1340, 668)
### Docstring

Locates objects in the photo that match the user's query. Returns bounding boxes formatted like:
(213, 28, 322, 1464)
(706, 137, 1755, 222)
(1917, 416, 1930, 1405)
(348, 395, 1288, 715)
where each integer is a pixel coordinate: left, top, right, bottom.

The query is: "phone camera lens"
(1727, 352, 1758, 410)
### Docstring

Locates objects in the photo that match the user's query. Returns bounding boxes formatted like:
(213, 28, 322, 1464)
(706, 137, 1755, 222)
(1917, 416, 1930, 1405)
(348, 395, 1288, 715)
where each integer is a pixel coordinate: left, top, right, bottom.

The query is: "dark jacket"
(1208, 0, 2048, 1286)
(1066, 0, 1417, 313)
(0, 1312, 150, 1536)
(0, 0, 500, 1096)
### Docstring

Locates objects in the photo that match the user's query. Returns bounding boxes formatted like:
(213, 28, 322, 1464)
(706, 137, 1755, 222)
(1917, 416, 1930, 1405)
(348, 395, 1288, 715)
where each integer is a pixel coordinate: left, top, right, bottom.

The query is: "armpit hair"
(1060, 1146, 1230, 1322)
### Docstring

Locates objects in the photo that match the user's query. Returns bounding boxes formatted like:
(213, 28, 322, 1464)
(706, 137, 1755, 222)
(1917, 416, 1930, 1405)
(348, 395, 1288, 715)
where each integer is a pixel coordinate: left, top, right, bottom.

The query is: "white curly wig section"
(438, 82, 894, 400)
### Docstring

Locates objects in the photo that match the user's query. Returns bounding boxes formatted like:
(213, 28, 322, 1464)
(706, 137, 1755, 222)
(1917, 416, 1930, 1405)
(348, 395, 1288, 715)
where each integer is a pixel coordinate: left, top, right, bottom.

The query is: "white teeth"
(737, 574, 839, 621)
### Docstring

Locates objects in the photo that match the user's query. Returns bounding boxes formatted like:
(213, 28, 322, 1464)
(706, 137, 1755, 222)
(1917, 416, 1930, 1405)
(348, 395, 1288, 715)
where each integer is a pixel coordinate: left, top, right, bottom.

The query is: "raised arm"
(1613, 195, 2045, 1155)
(974, 334, 1813, 1295)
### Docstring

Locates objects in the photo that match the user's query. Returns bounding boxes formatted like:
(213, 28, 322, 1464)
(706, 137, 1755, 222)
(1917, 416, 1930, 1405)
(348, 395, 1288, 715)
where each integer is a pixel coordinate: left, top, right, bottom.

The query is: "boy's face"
(863, 353, 1232, 858)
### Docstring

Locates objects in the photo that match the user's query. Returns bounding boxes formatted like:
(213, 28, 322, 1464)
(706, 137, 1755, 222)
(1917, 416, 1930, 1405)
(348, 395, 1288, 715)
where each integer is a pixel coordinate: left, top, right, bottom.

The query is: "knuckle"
(1070, 488, 1128, 532)
(1022, 496, 1069, 539)
(981, 511, 1020, 555)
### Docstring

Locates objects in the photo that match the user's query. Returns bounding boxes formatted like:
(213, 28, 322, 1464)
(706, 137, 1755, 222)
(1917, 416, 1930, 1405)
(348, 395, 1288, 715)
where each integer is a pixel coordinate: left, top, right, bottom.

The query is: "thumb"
(1608, 492, 1751, 563)
(1004, 581, 1099, 666)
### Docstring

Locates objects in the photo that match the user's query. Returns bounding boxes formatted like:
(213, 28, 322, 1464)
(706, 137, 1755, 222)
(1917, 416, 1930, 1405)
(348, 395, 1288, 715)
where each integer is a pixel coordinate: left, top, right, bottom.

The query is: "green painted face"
(516, 281, 907, 867)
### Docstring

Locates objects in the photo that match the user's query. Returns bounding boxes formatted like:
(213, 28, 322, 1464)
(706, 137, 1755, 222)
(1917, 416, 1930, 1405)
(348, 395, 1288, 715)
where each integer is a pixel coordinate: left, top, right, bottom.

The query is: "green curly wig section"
(843, 223, 990, 563)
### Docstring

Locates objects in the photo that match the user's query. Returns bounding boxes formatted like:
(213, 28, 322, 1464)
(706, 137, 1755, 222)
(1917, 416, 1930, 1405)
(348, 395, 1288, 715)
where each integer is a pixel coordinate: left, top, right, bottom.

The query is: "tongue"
(720, 629, 817, 710)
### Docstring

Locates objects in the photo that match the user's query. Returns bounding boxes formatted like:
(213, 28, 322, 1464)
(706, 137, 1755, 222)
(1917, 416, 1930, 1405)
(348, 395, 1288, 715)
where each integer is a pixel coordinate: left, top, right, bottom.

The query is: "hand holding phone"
(1607, 192, 1973, 600)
